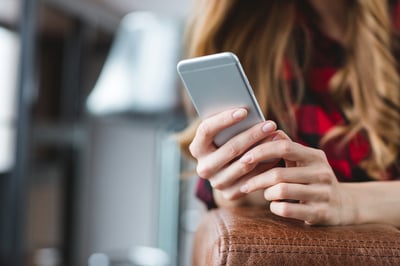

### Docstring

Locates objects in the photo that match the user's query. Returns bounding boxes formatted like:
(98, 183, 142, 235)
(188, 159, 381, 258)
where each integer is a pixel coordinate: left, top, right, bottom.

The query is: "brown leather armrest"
(193, 207, 400, 265)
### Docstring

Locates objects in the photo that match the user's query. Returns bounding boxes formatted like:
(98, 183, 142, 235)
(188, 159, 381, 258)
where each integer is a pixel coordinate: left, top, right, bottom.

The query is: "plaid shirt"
(196, 1, 400, 209)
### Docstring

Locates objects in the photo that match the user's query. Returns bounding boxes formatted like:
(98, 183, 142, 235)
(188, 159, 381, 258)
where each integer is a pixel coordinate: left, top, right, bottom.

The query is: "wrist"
(340, 182, 395, 225)
(338, 182, 362, 225)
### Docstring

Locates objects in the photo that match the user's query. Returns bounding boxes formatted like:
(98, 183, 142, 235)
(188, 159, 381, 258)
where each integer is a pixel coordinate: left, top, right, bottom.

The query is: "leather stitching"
(219, 250, 400, 258)
(221, 236, 400, 245)
(222, 242, 400, 250)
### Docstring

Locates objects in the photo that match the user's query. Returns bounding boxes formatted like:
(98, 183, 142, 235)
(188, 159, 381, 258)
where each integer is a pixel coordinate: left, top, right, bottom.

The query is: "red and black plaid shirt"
(196, 1, 400, 209)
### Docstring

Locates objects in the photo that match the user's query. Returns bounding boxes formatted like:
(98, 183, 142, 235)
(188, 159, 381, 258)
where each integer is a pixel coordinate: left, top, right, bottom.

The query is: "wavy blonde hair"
(178, 0, 400, 179)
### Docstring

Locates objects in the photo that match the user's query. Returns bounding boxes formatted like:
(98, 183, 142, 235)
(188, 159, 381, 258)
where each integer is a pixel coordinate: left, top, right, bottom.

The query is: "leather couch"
(193, 207, 400, 265)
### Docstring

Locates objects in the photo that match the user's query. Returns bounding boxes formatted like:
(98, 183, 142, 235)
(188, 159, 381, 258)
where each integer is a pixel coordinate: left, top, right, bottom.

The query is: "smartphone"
(177, 52, 265, 147)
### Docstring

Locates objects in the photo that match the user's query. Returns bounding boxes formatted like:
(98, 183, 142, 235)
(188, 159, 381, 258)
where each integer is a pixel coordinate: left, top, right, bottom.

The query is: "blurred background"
(0, 0, 205, 265)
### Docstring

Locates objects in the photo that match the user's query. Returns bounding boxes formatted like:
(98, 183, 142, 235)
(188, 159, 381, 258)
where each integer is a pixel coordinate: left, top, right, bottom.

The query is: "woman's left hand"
(239, 131, 355, 226)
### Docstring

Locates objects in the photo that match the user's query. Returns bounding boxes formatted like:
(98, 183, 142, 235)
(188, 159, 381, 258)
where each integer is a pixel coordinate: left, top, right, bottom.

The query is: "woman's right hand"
(189, 107, 280, 203)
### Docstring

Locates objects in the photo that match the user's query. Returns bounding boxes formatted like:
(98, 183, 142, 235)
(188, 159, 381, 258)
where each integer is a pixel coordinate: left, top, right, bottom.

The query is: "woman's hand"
(190, 107, 280, 203)
(191, 108, 400, 227)
(239, 132, 355, 226)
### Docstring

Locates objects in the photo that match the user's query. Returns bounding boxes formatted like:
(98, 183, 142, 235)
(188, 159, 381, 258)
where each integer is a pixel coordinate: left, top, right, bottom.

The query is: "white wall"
(75, 117, 162, 264)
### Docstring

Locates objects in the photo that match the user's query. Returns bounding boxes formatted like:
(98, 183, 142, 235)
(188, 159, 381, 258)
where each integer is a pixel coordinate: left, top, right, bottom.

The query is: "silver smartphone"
(177, 52, 265, 147)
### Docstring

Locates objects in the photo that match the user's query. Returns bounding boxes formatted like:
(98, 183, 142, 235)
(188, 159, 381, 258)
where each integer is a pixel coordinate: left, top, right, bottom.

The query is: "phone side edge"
(235, 61, 265, 121)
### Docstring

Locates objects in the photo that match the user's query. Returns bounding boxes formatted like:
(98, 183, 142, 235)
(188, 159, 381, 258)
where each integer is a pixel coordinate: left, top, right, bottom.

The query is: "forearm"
(342, 181, 400, 227)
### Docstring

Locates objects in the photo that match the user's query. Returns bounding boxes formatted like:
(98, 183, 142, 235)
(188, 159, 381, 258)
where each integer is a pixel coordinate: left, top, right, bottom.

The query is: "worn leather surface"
(193, 207, 400, 266)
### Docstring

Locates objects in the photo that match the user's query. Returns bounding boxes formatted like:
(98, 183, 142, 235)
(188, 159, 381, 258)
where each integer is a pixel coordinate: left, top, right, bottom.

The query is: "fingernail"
(240, 153, 253, 163)
(240, 184, 249, 193)
(232, 109, 247, 120)
(262, 122, 275, 132)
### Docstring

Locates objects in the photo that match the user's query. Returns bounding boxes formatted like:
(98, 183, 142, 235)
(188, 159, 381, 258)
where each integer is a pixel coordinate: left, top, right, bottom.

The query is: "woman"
(178, 0, 400, 226)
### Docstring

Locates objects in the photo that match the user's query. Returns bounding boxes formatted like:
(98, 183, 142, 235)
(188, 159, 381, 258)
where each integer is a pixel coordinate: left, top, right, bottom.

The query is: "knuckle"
(209, 179, 220, 189)
(196, 163, 211, 179)
(314, 205, 329, 223)
(306, 217, 317, 225)
(279, 203, 292, 217)
(317, 169, 333, 184)
(309, 206, 327, 224)
(275, 130, 288, 140)
(270, 168, 284, 183)
(280, 140, 292, 155)
(188, 142, 199, 158)
(315, 149, 327, 161)
(250, 129, 262, 142)
(276, 183, 289, 199)
(306, 212, 318, 224)
(222, 190, 236, 201)
(275, 129, 284, 136)
(198, 122, 212, 138)
(226, 142, 241, 158)
(319, 208, 329, 222)
(238, 161, 254, 175)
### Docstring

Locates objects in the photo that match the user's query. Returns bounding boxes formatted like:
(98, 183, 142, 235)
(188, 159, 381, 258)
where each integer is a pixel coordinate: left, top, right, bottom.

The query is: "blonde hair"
(178, 0, 400, 179)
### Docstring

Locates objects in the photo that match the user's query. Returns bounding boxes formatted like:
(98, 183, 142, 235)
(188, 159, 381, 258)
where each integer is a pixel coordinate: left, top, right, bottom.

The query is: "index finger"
(190, 108, 247, 157)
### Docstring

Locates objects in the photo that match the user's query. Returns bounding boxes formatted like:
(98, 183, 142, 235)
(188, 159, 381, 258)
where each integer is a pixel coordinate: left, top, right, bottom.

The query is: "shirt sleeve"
(195, 177, 217, 209)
